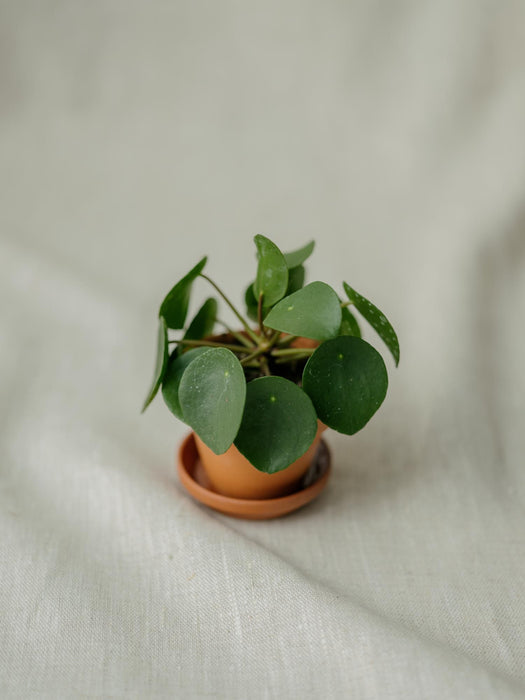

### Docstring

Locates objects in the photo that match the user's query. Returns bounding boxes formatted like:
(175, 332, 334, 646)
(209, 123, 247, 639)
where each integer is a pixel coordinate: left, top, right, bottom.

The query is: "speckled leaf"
(303, 336, 388, 435)
(184, 297, 217, 341)
(339, 305, 361, 338)
(253, 235, 289, 306)
(178, 348, 246, 454)
(234, 376, 318, 473)
(161, 347, 209, 420)
(283, 241, 315, 269)
(343, 282, 399, 366)
(263, 282, 342, 341)
(159, 256, 207, 329)
(141, 317, 169, 412)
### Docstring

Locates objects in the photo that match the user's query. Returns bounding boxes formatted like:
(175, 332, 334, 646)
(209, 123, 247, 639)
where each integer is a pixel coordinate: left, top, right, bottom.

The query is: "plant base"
(177, 433, 331, 520)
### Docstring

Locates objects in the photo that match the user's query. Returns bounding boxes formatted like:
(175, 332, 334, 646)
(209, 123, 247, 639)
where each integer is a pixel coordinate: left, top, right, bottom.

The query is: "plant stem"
(240, 347, 267, 365)
(216, 318, 255, 348)
(259, 355, 271, 376)
(174, 338, 250, 353)
(275, 334, 298, 348)
(200, 273, 261, 345)
(257, 292, 265, 337)
(271, 347, 316, 357)
(340, 301, 354, 308)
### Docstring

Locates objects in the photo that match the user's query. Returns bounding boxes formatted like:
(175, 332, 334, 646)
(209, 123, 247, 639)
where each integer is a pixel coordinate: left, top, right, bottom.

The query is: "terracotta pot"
(194, 421, 327, 500)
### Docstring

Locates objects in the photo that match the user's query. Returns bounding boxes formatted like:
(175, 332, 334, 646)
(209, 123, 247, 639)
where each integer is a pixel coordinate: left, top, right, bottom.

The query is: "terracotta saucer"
(177, 433, 332, 520)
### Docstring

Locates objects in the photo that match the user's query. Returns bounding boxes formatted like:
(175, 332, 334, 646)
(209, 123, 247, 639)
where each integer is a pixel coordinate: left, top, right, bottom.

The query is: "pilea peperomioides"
(143, 235, 399, 474)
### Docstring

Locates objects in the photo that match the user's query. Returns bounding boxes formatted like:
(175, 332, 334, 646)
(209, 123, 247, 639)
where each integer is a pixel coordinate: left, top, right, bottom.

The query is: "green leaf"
(263, 282, 342, 341)
(343, 282, 400, 366)
(234, 376, 318, 473)
(141, 317, 169, 412)
(244, 282, 259, 323)
(161, 347, 209, 420)
(178, 348, 246, 454)
(159, 256, 207, 329)
(184, 297, 217, 341)
(283, 240, 315, 269)
(286, 265, 305, 294)
(244, 266, 305, 323)
(253, 235, 289, 306)
(302, 336, 388, 435)
(339, 305, 361, 338)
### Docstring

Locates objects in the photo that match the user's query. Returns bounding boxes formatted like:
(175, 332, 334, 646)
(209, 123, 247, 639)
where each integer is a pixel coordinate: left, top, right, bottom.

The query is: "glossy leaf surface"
(184, 297, 217, 341)
(234, 376, 317, 473)
(283, 240, 315, 269)
(161, 347, 209, 420)
(141, 317, 169, 412)
(303, 336, 388, 435)
(253, 235, 288, 307)
(179, 348, 246, 454)
(159, 256, 207, 329)
(343, 282, 400, 366)
(263, 282, 342, 340)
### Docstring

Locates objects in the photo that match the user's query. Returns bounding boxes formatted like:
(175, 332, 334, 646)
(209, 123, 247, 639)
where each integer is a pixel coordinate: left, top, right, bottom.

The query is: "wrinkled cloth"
(1, 2, 525, 698)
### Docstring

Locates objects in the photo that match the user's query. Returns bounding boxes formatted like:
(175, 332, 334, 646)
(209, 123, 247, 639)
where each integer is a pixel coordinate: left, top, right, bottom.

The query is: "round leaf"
(253, 235, 289, 307)
(178, 348, 246, 454)
(343, 282, 400, 366)
(161, 347, 210, 420)
(184, 297, 217, 341)
(159, 256, 207, 329)
(141, 318, 169, 412)
(234, 376, 318, 473)
(263, 282, 342, 341)
(283, 240, 315, 269)
(303, 336, 388, 435)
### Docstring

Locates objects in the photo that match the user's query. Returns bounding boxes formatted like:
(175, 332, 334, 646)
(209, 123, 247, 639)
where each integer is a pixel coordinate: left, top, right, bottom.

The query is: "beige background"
(1, 1, 525, 698)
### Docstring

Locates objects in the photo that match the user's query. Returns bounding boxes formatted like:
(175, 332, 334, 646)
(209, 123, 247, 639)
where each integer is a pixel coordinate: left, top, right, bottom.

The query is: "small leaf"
(184, 297, 217, 341)
(302, 336, 388, 435)
(339, 305, 361, 338)
(244, 282, 270, 323)
(142, 318, 168, 412)
(234, 376, 318, 473)
(161, 347, 209, 420)
(244, 282, 259, 323)
(244, 266, 305, 323)
(159, 256, 207, 329)
(253, 235, 289, 306)
(263, 282, 342, 341)
(286, 265, 305, 294)
(283, 240, 315, 269)
(343, 282, 400, 366)
(179, 348, 246, 454)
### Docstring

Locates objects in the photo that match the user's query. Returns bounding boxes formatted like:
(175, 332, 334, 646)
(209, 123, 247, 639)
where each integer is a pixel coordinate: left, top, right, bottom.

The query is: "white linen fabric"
(1, 2, 525, 698)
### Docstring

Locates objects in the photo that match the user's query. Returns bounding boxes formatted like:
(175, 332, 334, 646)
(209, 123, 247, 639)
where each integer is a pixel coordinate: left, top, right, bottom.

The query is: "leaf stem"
(240, 347, 267, 366)
(174, 338, 251, 353)
(271, 347, 316, 357)
(216, 318, 255, 348)
(257, 292, 265, 337)
(200, 273, 261, 344)
(275, 334, 298, 348)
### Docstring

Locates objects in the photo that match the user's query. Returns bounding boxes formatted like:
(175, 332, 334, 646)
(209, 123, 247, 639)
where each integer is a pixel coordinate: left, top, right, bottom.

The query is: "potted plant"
(142, 235, 399, 517)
